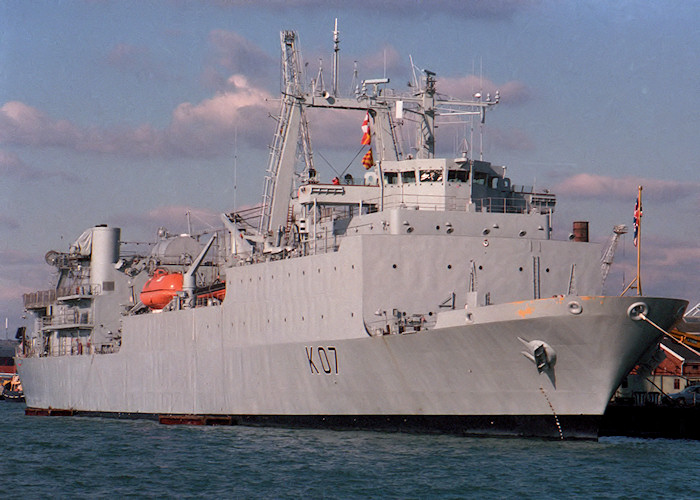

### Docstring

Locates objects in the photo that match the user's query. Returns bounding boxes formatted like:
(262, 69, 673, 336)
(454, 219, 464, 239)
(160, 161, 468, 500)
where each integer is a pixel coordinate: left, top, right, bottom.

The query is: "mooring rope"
(638, 312, 670, 336)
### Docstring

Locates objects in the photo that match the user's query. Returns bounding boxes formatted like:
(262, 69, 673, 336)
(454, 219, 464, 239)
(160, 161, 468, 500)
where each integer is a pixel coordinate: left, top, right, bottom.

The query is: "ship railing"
(41, 309, 92, 328)
(355, 193, 539, 214)
(471, 197, 529, 214)
(56, 284, 100, 298)
(304, 191, 554, 222)
(23, 290, 56, 309)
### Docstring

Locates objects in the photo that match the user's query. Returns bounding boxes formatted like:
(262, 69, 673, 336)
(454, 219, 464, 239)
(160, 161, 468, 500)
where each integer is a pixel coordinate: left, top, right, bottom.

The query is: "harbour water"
(3, 403, 698, 498)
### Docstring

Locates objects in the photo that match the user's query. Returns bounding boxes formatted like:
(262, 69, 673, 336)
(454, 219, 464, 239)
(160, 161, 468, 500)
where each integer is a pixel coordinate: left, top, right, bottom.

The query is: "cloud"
(608, 236, 700, 304)
(0, 76, 277, 159)
(0, 149, 30, 178)
(203, 30, 274, 89)
(0, 148, 79, 182)
(168, 75, 276, 154)
(0, 101, 82, 147)
(554, 173, 700, 203)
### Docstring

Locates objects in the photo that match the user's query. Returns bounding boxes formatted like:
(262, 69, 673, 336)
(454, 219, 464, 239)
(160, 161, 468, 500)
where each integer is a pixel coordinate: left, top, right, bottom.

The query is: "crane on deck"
(600, 224, 628, 288)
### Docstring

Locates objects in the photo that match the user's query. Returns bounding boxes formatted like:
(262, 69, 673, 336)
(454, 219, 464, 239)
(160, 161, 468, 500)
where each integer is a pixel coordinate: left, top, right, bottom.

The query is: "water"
(3, 403, 699, 499)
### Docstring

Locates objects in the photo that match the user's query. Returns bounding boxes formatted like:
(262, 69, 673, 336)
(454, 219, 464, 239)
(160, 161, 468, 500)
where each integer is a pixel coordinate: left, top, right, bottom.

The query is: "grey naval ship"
(17, 30, 687, 439)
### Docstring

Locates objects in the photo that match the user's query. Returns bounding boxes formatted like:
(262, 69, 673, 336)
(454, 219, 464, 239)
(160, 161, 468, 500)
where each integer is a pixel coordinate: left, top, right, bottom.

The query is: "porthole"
(568, 301, 583, 315)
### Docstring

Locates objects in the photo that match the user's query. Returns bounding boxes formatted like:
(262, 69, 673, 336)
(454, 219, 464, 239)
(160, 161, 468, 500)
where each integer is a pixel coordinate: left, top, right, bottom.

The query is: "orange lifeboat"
(141, 269, 183, 309)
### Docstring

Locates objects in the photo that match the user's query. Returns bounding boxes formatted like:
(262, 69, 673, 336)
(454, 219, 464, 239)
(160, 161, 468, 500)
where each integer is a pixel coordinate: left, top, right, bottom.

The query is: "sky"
(1, 0, 698, 337)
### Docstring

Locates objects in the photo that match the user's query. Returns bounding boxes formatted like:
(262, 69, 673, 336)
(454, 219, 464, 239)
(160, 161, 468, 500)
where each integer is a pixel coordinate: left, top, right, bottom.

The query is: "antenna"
(409, 55, 419, 89)
(332, 18, 339, 97)
(233, 126, 238, 211)
(479, 57, 484, 160)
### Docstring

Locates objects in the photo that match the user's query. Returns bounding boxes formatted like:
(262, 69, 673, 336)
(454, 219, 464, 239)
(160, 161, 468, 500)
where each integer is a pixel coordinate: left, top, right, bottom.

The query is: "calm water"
(2, 403, 699, 499)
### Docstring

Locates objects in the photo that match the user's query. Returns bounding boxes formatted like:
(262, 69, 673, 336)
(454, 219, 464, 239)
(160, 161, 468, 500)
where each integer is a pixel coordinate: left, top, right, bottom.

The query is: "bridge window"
(401, 170, 416, 183)
(384, 172, 399, 184)
(420, 169, 443, 182)
(473, 172, 488, 185)
(448, 170, 468, 183)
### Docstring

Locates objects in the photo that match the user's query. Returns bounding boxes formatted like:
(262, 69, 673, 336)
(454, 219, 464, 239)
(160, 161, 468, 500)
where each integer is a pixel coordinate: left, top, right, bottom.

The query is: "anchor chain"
(540, 387, 564, 440)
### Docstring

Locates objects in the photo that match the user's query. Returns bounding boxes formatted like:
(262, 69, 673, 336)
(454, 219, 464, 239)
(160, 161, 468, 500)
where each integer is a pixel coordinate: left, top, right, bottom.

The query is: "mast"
(258, 31, 312, 248)
(419, 70, 436, 159)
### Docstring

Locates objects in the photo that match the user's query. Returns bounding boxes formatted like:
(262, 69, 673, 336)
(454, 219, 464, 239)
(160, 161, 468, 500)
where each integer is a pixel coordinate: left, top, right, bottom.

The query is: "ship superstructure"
(16, 29, 687, 439)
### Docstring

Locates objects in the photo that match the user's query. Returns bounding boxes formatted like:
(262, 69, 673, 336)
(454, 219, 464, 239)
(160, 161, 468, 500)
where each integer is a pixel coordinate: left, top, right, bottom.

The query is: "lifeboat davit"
(141, 269, 183, 309)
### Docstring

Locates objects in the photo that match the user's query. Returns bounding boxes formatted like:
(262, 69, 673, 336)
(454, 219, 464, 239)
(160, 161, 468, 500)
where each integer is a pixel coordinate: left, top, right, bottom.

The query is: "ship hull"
(17, 295, 686, 440)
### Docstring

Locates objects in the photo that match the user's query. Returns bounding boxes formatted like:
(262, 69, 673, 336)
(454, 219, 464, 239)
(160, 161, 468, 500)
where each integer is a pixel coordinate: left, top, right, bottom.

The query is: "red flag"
(633, 194, 642, 247)
(361, 111, 371, 145)
(362, 149, 374, 170)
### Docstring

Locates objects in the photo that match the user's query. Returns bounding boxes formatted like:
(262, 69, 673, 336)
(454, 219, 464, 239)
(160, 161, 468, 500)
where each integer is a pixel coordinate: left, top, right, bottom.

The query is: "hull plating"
(17, 296, 686, 439)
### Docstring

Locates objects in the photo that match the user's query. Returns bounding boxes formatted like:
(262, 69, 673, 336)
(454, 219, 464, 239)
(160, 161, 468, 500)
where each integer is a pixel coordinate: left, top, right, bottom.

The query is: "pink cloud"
(201, 30, 275, 90)
(608, 236, 700, 304)
(0, 101, 82, 147)
(209, 30, 273, 76)
(554, 173, 700, 202)
(0, 75, 277, 159)
(0, 149, 27, 176)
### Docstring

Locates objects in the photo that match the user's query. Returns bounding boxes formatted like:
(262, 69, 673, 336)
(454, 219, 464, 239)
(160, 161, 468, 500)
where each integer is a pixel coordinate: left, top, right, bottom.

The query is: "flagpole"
(621, 185, 643, 296)
(636, 185, 643, 295)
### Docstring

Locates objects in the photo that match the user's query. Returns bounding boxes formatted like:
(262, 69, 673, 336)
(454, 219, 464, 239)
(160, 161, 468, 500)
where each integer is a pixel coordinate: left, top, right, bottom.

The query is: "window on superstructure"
(384, 172, 399, 185)
(419, 170, 443, 182)
(401, 170, 416, 183)
(448, 170, 468, 183)
(489, 176, 500, 189)
(473, 172, 488, 185)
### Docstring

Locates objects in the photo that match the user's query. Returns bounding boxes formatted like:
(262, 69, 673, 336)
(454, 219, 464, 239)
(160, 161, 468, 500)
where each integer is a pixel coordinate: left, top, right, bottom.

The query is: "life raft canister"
(140, 269, 183, 309)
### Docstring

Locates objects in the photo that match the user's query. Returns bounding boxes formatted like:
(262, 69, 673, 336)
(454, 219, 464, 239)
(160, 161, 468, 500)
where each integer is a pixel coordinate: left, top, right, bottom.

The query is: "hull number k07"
(305, 346, 338, 374)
